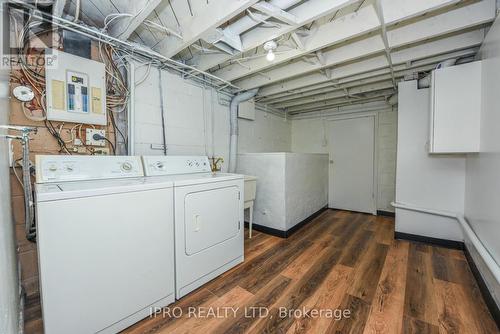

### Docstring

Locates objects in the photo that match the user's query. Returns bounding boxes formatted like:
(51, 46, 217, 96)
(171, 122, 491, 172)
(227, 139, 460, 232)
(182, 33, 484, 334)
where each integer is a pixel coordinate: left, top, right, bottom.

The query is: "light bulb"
(266, 50, 275, 62)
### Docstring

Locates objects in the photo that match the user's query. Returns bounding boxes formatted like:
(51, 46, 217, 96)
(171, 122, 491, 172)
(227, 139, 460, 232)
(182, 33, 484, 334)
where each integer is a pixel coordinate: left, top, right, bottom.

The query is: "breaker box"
(45, 50, 107, 125)
(238, 99, 255, 120)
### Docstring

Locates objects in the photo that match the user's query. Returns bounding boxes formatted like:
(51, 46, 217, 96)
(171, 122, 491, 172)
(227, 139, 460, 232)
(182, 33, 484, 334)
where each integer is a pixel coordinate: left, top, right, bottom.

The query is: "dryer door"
(184, 185, 239, 255)
(175, 179, 244, 298)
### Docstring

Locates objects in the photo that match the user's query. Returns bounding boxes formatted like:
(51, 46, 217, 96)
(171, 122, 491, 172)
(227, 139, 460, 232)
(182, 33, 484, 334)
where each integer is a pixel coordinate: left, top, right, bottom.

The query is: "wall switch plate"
(86, 129, 106, 146)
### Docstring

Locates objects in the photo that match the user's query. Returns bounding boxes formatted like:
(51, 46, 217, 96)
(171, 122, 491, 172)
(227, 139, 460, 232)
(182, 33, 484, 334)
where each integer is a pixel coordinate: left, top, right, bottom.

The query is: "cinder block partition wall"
(290, 109, 398, 213)
(132, 64, 292, 160)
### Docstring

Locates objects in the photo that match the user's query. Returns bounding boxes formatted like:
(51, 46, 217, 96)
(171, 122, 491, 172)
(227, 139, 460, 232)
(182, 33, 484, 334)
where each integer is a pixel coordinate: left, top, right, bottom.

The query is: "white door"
(328, 116, 376, 214)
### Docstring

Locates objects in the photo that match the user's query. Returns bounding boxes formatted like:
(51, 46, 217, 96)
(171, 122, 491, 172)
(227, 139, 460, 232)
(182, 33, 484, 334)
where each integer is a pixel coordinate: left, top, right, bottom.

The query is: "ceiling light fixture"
(264, 40, 277, 62)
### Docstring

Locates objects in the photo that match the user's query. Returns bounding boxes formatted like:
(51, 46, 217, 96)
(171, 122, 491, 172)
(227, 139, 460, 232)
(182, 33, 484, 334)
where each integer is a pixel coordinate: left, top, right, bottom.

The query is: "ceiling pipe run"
(418, 58, 457, 89)
(229, 88, 259, 173)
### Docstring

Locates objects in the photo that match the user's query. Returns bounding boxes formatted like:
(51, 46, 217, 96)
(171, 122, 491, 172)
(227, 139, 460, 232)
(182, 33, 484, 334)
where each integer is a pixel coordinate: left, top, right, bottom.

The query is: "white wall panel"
(465, 15, 500, 306)
(396, 80, 465, 240)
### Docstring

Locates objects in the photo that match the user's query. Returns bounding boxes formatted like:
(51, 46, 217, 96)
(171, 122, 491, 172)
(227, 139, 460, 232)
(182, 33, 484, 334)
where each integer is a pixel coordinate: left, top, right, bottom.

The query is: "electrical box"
(429, 61, 481, 153)
(45, 50, 107, 125)
(238, 99, 255, 120)
(85, 129, 106, 146)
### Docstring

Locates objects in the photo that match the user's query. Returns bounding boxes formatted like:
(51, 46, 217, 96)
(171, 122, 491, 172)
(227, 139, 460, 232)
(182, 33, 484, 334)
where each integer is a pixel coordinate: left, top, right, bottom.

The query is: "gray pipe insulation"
(228, 88, 259, 173)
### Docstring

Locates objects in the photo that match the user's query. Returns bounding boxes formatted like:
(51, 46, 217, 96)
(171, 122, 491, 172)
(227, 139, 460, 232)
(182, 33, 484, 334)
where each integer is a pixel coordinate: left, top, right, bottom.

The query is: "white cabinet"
(429, 61, 481, 153)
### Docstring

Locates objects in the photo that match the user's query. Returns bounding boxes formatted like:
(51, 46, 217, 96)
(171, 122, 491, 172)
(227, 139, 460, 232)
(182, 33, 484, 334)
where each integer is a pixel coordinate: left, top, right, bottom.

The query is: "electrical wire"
(102, 137, 115, 155)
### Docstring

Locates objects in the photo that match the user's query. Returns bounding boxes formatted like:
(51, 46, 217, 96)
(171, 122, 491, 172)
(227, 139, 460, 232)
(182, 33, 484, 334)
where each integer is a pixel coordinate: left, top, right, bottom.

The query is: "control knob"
(121, 161, 133, 172)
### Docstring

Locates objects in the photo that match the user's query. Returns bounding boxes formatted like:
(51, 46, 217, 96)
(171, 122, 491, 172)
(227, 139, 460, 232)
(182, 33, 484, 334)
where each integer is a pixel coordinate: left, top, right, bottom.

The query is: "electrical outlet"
(86, 129, 106, 146)
(93, 148, 110, 155)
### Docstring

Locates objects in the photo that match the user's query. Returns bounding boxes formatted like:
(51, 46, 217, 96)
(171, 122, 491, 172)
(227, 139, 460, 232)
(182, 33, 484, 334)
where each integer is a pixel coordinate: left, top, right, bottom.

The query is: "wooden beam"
(190, 0, 358, 70)
(154, 0, 260, 59)
(258, 46, 479, 97)
(108, 0, 162, 41)
(212, 0, 463, 82)
(251, 2, 299, 25)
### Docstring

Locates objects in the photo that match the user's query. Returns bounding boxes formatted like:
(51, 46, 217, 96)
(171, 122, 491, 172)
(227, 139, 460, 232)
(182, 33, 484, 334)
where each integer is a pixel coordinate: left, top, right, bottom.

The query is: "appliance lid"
(35, 177, 173, 202)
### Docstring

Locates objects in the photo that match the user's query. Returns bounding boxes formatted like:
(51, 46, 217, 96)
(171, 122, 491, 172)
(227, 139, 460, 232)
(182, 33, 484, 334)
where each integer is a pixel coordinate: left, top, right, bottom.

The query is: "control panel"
(45, 50, 106, 125)
(142, 156, 211, 176)
(36, 155, 144, 183)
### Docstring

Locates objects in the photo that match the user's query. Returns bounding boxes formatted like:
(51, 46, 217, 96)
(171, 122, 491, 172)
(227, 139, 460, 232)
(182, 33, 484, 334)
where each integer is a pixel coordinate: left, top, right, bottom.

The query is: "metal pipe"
(392, 201, 500, 285)
(158, 68, 167, 155)
(127, 59, 135, 155)
(229, 88, 259, 173)
(9, 0, 241, 92)
(21, 135, 35, 240)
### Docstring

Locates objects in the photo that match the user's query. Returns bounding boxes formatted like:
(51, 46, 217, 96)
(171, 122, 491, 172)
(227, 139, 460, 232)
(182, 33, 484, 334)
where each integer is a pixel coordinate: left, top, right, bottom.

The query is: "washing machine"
(35, 155, 175, 334)
(142, 156, 244, 298)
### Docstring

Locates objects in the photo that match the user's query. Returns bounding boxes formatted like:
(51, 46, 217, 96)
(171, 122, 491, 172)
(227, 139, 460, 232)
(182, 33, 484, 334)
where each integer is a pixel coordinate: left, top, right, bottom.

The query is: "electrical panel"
(45, 50, 107, 125)
(238, 99, 255, 120)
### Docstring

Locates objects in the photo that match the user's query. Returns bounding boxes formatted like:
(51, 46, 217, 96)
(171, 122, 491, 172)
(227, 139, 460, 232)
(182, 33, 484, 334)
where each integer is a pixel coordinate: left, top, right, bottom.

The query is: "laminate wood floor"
(25, 210, 499, 334)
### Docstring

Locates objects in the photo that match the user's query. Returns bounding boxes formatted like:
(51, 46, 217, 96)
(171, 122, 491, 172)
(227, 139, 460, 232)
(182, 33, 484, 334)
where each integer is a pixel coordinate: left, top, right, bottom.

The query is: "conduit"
(392, 201, 500, 285)
(418, 59, 457, 89)
(229, 88, 259, 173)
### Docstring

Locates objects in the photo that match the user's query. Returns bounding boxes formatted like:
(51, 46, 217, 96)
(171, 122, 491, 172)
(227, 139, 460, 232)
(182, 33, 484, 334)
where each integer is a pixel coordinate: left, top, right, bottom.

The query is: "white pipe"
(127, 59, 135, 155)
(392, 202, 500, 285)
(229, 89, 259, 173)
(11, 0, 240, 92)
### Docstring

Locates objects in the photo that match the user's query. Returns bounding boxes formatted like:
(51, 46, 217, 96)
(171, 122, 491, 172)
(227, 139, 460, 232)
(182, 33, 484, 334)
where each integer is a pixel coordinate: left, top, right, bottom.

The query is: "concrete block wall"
(133, 65, 292, 166)
(290, 110, 398, 212)
(377, 111, 398, 212)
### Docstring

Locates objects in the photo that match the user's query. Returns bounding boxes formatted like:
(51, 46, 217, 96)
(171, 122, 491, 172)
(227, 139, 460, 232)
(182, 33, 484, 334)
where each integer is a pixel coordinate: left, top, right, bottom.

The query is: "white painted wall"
(237, 153, 286, 231)
(395, 80, 465, 241)
(133, 65, 291, 170)
(238, 110, 291, 153)
(291, 110, 397, 212)
(465, 15, 500, 307)
(285, 153, 329, 229)
(237, 153, 328, 231)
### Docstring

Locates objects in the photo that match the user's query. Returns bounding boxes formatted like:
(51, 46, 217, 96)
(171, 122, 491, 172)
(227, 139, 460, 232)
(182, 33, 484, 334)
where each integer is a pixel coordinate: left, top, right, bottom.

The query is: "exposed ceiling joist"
(259, 45, 480, 98)
(278, 81, 395, 109)
(374, 0, 397, 89)
(212, 0, 462, 82)
(287, 93, 393, 114)
(153, 0, 260, 58)
(251, 1, 299, 25)
(232, 1, 493, 91)
(189, 0, 359, 71)
(108, 0, 162, 40)
(289, 100, 391, 117)
(387, 0, 495, 48)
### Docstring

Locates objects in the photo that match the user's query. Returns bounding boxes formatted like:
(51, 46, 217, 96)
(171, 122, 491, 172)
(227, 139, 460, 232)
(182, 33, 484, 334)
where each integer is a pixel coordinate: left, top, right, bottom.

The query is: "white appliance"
(142, 156, 244, 298)
(35, 155, 175, 334)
